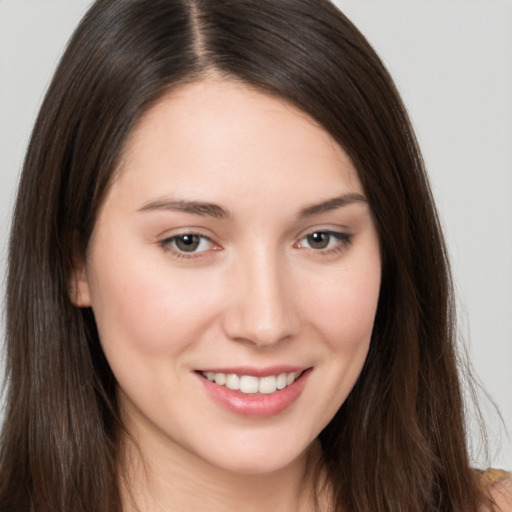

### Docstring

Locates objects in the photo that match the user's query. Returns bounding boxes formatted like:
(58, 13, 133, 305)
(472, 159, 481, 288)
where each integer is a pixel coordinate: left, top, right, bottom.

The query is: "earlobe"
(69, 259, 92, 308)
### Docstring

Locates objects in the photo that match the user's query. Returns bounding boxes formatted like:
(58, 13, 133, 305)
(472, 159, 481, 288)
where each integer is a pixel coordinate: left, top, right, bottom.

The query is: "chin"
(197, 437, 315, 477)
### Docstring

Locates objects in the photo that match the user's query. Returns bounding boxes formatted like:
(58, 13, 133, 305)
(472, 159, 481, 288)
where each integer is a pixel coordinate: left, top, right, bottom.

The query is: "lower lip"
(196, 369, 312, 418)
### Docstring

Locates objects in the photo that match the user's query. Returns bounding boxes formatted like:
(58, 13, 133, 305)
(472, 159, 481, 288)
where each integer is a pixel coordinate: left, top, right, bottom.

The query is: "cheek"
(303, 257, 380, 424)
(306, 259, 381, 353)
(87, 245, 222, 359)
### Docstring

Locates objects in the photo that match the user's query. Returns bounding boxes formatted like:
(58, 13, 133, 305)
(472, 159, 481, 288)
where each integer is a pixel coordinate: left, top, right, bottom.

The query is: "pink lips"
(195, 366, 312, 417)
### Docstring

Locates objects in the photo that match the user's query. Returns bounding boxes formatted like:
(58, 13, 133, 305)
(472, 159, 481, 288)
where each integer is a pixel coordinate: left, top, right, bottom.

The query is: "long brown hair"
(1, 0, 487, 510)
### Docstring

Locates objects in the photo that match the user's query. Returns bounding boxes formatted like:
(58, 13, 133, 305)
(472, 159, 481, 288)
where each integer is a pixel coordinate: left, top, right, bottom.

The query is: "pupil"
(176, 235, 200, 252)
(307, 232, 329, 249)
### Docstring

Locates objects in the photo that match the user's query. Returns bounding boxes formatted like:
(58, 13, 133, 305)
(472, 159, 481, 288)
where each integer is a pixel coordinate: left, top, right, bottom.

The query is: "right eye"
(295, 230, 352, 253)
(160, 233, 216, 256)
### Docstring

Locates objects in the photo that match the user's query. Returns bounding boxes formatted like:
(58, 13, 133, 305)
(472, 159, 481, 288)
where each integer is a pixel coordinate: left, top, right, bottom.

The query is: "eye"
(296, 230, 351, 252)
(161, 233, 215, 254)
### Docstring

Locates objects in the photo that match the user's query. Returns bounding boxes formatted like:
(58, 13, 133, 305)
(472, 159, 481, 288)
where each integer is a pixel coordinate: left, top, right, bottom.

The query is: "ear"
(69, 257, 92, 308)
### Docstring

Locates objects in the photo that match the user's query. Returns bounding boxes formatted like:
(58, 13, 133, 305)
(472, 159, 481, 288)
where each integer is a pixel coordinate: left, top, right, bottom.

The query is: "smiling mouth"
(199, 370, 306, 395)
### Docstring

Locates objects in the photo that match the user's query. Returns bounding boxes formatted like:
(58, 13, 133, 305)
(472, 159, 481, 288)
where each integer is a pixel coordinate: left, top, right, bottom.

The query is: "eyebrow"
(137, 193, 367, 220)
(298, 193, 367, 218)
(138, 199, 230, 219)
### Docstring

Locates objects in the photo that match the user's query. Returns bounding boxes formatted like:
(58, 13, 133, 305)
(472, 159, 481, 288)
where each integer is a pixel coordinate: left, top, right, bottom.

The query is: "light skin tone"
(72, 79, 382, 511)
(483, 479, 512, 512)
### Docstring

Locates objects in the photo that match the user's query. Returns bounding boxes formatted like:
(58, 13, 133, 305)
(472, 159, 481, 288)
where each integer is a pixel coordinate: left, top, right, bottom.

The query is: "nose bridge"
(224, 243, 298, 347)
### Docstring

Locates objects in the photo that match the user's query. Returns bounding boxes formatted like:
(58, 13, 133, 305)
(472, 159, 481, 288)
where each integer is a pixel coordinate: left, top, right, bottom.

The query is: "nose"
(222, 247, 300, 348)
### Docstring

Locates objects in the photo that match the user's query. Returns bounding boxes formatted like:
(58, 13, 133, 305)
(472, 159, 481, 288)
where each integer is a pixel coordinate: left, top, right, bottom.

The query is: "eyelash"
(159, 230, 353, 259)
(159, 232, 218, 259)
(295, 230, 353, 255)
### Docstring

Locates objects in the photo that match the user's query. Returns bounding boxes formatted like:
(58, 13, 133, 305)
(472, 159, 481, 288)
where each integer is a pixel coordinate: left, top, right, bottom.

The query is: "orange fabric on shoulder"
(481, 469, 512, 489)
(479, 469, 512, 511)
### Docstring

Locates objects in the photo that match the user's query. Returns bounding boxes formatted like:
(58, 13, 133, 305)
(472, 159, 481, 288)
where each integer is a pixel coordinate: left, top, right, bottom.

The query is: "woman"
(0, 0, 510, 510)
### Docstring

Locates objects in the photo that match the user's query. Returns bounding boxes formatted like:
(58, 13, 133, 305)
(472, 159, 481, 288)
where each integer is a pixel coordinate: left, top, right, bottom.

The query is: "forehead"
(110, 79, 363, 210)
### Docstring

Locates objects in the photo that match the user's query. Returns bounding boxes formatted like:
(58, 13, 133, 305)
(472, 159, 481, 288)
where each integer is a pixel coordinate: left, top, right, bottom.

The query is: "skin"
(493, 480, 512, 511)
(72, 79, 382, 511)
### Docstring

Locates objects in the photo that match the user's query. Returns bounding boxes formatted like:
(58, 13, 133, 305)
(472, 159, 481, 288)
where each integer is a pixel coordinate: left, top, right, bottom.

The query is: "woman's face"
(74, 79, 381, 475)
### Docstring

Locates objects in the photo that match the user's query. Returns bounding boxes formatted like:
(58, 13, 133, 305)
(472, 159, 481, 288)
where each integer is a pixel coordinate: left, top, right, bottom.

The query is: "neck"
(119, 432, 325, 512)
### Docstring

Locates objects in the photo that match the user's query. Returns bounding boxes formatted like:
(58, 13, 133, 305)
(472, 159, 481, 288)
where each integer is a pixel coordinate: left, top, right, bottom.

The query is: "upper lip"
(195, 365, 311, 377)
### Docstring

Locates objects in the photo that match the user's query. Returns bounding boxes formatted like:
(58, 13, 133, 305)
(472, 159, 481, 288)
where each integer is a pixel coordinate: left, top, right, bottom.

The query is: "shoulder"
(490, 477, 512, 511)
(479, 469, 512, 512)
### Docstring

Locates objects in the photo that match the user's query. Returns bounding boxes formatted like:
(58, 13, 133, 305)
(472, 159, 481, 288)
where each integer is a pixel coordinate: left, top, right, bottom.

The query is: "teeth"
(225, 373, 240, 390)
(214, 373, 226, 385)
(201, 370, 301, 394)
(239, 375, 259, 394)
(276, 373, 287, 390)
(286, 372, 296, 386)
(258, 375, 276, 394)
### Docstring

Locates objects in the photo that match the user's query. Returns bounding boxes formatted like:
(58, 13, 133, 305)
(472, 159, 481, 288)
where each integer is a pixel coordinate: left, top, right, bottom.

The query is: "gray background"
(1, 0, 511, 468)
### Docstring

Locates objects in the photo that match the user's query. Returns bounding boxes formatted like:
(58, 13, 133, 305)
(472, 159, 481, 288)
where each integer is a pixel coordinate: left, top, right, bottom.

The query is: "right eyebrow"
(137, 199, 231, 219)
(298, 193, 367, 218)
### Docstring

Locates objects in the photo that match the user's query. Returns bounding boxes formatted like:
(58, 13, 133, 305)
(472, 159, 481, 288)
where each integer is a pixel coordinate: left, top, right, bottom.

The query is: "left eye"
(297, 231, 348, 250)
(165, 234, 214, 253)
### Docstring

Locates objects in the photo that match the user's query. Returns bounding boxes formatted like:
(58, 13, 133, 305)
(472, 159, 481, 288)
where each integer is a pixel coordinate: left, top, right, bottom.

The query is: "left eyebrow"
(137, 199, 231, 219)
(298, 193, 367, 219)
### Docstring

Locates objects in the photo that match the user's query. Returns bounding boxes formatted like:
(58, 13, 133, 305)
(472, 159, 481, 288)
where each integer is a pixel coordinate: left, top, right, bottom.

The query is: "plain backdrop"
(0, 0, 511, 468)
